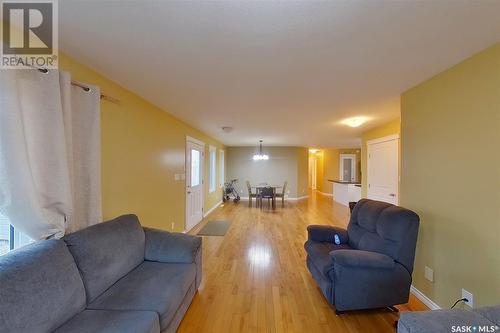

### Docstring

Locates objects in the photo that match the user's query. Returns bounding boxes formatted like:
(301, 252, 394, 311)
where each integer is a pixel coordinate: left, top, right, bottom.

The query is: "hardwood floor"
(178, 192, 427, 333)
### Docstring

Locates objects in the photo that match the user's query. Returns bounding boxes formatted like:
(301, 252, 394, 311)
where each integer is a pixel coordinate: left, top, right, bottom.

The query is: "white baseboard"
(317, 191, 333, 197)
(203, 200, 223, 218)
(288, 195, 309, 201)
(410, 285, 441, 310)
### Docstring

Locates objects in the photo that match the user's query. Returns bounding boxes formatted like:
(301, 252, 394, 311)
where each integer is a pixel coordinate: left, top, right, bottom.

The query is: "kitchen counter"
(329, 180, 362, 206)
(328, 179, 361, 186)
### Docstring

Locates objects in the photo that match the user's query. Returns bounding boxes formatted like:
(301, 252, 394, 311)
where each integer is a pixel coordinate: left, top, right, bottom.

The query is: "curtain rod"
(37, 68, 120, 104)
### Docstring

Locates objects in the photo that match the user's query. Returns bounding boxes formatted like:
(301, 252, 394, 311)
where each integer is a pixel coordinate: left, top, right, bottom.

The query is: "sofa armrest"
(331, 249, 394, 269)
(144, 227, 202, 264)
(307, 225, 348, 244)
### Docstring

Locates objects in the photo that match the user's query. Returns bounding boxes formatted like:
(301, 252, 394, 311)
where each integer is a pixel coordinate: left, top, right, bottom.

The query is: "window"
(0, 213, 32, 256)
(208, 146, 216, 192)
(190, 149, 201, 187)
(219, 149, 225, 187)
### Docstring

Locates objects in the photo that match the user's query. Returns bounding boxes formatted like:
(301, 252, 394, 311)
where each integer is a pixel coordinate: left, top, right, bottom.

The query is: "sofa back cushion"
(64, 214, 145, 302)
(347, 199, 420, 274)
(0, 240, 86, 333)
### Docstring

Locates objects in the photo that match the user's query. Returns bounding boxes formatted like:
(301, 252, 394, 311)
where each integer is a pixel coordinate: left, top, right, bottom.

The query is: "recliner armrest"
(330, 249, 395, 269)
(307, 225, 348, 243)
(144, 227, 202, 264)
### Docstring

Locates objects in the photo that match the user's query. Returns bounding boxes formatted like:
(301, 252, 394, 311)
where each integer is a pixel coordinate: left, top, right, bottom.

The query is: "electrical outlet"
(174, 174, 180, 181)
(171, 222, 175, 231)
(424, 266, 434, 282)
(462, 289, 473, 308)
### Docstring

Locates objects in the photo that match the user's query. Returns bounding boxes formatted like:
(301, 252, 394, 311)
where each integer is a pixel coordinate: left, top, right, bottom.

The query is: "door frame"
(367, 134, 400, 204)
(339, 153, 357, 182)
(185, 136, 205, 232)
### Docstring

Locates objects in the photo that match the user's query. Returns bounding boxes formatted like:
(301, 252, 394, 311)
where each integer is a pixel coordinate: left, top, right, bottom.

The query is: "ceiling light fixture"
(253, 140, 269, 161)
(341, 117, 370, 128)
(309, 149, 318, 153)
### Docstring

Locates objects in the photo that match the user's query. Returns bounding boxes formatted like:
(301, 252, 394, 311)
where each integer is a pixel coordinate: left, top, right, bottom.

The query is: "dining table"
(251, 185, 283, 209)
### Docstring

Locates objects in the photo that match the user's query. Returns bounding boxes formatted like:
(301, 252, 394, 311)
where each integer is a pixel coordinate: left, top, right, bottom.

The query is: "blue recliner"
(304, 199, 420, 313)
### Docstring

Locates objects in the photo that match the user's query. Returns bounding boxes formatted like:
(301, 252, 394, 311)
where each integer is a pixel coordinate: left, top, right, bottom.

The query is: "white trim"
(410, 285, 441, 310)
(208, 145, 217, 193)
(185, 137, 205, 233)
(203, 200, 223, 218)
(317, 191, 333, 197)
(186, 135, 206, 146)
(288, 195, 309, 201)
(366, 133, 400, 146)
(339, 153, 357, 182)
(219, 149, 225, 188)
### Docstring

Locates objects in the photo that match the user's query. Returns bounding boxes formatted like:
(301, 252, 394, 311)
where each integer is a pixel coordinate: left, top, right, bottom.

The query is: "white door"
(186, 137, 205, 231)
(367, 135, 399, 204)
(340, 154, 357, 182)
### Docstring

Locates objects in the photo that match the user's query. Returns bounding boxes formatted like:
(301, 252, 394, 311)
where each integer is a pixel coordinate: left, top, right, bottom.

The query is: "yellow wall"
(313, 151, 325, 192)
(59, 53, 225, 232)
(401, 43, 500, 307)
(311, 148, 361, 195)
(361, 119, 401, 197)
(319, 148, 339, 194)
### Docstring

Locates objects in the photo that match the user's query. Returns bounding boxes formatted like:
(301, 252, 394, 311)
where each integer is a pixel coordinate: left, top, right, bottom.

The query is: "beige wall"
(59, 53, 225, 232)
(361, 119, 401, 198)
(401, 43, 500, 307)
(226, 146, 308, 198)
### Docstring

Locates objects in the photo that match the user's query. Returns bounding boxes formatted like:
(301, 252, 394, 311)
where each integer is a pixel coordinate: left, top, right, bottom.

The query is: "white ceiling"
(59, 0, 500, 148)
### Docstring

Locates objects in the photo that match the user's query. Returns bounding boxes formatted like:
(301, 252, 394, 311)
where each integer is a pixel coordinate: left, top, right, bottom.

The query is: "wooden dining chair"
(274, 181, 287, 207)
(246, 181, 258, 207)
(258, 186, 275, 210)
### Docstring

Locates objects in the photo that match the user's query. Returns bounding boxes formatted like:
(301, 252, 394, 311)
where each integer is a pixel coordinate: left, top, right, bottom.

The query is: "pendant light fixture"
(252, 140, 269, 160)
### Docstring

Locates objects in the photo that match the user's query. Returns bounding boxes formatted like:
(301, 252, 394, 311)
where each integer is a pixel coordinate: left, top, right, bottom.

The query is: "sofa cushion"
(331, 249, 395, 269)
(304, 240, 350, 279)
(475, 305, 500, 326)
(64, 214, 145, 302)
(88, 261, 196, 330)
(54, 309, 160, 333)
(144, 227, 202, 263)
(398, 309, 496, 333)
(0, 240, 86, 333)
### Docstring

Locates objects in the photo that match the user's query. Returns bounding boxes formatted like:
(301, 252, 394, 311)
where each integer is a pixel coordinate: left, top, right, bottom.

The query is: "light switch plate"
(424, 266, 434, 282)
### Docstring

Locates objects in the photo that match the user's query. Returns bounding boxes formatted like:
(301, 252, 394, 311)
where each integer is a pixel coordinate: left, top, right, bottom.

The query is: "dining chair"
(246, 181, 258, 207)
(274, 181, 287, 207)
(258, 186, 275, 210)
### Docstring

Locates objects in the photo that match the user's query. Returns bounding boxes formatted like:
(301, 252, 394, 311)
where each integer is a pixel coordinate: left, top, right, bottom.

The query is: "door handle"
(389, 193, 396, 197)
(187, 191, 192, 194)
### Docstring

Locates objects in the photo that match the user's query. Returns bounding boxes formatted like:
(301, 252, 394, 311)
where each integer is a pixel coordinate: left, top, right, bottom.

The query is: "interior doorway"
(309, 155, 317, 190)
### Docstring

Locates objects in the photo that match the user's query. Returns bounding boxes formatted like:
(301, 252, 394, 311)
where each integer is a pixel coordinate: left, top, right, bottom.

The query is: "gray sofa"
(0, 214, 202, 333)
(304, 199, 420, 312)
(398, 305, 500, 333)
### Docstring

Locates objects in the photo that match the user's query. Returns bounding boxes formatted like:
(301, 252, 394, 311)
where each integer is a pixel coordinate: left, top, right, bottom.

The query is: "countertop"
(328, 179, 361, 186)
